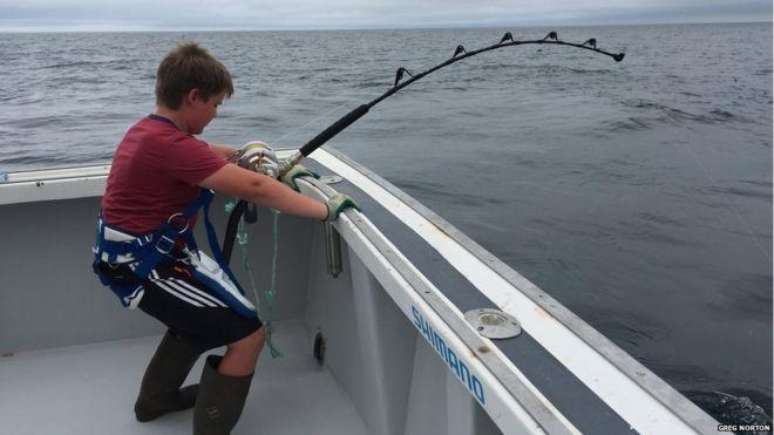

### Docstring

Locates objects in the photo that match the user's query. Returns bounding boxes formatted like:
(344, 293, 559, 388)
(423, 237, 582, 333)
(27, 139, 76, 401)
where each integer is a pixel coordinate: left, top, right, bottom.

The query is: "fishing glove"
(325, 193, 359, 222)
(234, 141, 279, 178)
(280, 164, 319, 191)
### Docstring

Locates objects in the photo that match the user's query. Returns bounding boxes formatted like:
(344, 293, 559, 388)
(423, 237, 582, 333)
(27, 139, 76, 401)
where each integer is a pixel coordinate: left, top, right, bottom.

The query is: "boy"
(93, 42, 356, 435)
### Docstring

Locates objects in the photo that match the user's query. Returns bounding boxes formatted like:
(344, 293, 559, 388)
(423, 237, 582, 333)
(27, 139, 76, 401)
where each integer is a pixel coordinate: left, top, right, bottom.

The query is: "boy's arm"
(210, 144, 239, 161)
(199, 163, 328, 220)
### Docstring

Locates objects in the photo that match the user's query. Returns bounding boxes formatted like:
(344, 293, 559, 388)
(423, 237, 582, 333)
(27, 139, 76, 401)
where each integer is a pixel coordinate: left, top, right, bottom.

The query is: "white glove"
(236, 141, 279, 178)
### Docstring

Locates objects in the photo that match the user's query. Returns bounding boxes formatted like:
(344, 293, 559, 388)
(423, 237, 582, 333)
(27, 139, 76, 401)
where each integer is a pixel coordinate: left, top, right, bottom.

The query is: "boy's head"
(155, 42, 234, 111)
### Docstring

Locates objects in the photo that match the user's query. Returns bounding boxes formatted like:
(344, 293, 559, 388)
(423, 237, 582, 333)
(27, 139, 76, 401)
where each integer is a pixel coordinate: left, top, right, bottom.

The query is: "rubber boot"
(134, 330, 204, 422)
(193, 355, 253, 435)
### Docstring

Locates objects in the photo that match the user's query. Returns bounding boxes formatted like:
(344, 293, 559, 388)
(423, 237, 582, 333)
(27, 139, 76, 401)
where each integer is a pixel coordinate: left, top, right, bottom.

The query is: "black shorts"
(137, 261, 263, 351)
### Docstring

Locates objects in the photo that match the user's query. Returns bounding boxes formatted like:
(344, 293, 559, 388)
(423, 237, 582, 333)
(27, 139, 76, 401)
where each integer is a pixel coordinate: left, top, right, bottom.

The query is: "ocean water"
(1, 23, 771, 423)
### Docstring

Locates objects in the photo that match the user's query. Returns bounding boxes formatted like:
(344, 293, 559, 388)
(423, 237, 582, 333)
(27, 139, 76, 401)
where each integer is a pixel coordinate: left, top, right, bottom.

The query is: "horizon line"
(0, 18, 771, 34)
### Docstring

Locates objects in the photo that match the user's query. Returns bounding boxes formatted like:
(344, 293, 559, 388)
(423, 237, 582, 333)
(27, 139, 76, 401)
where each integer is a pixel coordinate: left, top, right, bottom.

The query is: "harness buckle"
(167, 213, 190, 234)
(156, 235, 177, 255)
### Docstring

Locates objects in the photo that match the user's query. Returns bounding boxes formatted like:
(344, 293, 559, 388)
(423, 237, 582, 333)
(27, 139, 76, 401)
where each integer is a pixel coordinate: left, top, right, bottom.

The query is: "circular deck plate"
(320, 175, 343, 185)
(464, 308, 522, 339)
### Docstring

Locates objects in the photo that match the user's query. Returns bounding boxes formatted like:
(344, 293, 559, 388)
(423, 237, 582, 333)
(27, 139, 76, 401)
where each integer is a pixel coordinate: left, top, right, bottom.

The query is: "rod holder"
(278, 150, 304, 177)
(323, 222, 343, 278)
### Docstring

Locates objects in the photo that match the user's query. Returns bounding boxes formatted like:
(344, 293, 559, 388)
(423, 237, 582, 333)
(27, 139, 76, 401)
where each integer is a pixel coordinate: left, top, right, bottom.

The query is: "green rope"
(224, 200, 284, 358)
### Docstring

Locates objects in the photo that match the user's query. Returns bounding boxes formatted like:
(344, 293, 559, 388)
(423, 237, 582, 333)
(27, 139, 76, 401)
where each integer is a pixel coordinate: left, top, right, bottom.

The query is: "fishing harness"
(92, 189, 258, 319)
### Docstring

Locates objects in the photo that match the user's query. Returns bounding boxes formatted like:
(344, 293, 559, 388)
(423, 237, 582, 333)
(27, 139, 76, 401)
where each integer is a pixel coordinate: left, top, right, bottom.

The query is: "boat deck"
(0, 321, 368, 435)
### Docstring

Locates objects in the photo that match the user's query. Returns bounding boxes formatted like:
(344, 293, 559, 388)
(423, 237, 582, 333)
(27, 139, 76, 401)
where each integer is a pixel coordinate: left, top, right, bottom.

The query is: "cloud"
(0, 0, 770, 31)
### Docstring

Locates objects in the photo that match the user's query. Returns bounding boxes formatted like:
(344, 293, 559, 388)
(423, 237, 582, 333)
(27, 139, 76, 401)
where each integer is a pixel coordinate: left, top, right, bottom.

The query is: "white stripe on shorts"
(152, 280, 206, 307)
(163, 279, 220, 307)
(170, 278, 227, 307)
(148, 269, 228, 308)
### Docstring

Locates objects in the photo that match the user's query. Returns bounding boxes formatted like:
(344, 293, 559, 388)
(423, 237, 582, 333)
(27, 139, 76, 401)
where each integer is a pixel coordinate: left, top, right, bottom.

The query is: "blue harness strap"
(93, 190, 256, 318)
(131, 191, 211, 280)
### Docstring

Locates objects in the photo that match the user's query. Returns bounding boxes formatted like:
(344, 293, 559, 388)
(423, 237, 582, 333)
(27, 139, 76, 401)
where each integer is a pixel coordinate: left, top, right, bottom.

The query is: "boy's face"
(187, 90, 226, 135)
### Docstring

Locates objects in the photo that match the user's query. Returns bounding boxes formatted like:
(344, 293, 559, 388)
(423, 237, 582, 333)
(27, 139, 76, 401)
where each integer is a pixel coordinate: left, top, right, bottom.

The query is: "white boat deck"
(0, 321, 368, 435)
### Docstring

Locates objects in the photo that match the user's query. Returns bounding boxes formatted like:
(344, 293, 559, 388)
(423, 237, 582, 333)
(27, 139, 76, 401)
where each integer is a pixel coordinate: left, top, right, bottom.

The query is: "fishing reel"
(235, 141, 280, 178)
(232, 141, 281, 224)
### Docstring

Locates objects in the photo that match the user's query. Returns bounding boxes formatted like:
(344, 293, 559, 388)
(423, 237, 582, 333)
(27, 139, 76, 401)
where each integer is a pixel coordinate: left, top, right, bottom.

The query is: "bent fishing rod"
(223, 31, 625, 263)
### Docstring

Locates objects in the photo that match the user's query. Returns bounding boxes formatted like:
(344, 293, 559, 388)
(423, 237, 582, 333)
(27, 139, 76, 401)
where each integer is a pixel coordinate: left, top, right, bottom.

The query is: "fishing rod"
(222, 31, 625, 263)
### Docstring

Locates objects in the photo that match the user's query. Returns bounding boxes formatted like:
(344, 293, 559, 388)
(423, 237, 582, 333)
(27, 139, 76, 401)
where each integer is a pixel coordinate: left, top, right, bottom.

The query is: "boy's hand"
(324, 193, 359, 221)
(235, 141, 279, 178)
(280, 164, 319, 191)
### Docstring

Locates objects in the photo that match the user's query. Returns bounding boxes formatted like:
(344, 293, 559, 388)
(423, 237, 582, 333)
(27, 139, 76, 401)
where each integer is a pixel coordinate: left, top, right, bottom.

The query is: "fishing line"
(265, 98, 359, 148)
(671, 136, 771, 263)
(223, 30, 625, 262)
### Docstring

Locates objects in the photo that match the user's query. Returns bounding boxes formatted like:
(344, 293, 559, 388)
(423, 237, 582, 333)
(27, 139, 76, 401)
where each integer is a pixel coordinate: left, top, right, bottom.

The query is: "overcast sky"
(0, 0, 771, 32)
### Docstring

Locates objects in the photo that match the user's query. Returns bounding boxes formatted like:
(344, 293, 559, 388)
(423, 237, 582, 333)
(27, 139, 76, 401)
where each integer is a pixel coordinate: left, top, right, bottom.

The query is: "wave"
(602, 117, 652, 132)
(685, 391, 772, 431)
(627, 99, 748, 124)
(706, 273, 773, 321)
(40, 59, 132, 70)
(478, 61, 615, 73)
(566, 67, 619, 75)
(739, 179, 772, 188)
(582, 308, 670, 349)
(354, 80, 388, 89)
(394, 179, 507, 206)
(0, 92, 45, 105)
(636, 212, 685, 228)
(0, 154, 52, 165)
(627, 227, 701, 248)
(4, 116, 75, 129)
(234, 114, 280, 124)
(599, 99, 752, 133)
(701, 184, 772, 202)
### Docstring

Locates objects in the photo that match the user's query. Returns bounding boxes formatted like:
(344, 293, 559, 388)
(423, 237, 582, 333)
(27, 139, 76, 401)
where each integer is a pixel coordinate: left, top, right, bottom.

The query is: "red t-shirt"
(101, 115, 228, 235)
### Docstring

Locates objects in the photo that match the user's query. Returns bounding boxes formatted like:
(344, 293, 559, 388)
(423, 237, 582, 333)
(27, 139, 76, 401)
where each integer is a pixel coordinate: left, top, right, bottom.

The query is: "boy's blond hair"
(155, 42, 234, 110)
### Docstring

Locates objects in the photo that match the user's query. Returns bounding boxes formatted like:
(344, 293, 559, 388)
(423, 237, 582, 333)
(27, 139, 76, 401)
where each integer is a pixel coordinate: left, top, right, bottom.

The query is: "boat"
(0, 147, 721, 434)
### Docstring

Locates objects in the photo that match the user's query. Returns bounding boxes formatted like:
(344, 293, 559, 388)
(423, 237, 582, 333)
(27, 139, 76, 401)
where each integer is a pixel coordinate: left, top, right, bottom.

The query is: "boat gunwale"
(0, 163, 111, 184)
(320, 147, 719, 434)
(299, 173, 580, 434)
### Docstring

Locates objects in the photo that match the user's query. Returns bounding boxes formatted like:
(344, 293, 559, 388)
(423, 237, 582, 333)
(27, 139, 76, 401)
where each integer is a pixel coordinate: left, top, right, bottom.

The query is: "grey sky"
(0, 0, 771, 31)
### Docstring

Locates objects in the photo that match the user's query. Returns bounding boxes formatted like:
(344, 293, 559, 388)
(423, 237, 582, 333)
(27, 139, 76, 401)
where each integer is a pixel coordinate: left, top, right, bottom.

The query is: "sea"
(0, 22, 771, 425)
